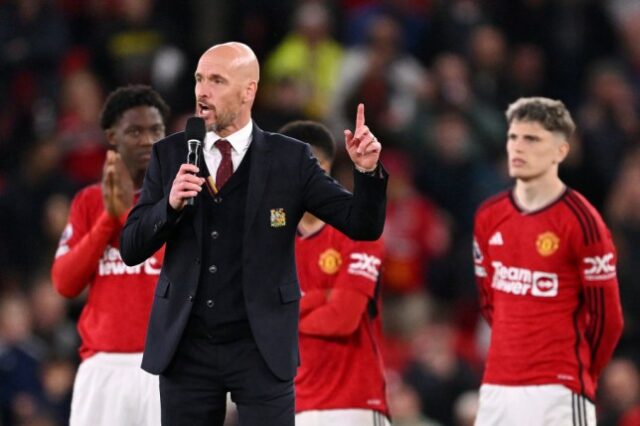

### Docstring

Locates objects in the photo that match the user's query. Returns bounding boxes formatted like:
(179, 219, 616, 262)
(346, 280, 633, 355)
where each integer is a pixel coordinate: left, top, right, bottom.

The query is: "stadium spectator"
(0, 293, 45, 425)
(577, 61, 640, 209)
(329, 14, 426, 143)
(386, 371, 442, 426)
(264, 0, 343, 120)
(597, 357, 640, 426)
(606, 146, 640, 347)
(403, 319, 479, 425)
(56, 68, 107, 186)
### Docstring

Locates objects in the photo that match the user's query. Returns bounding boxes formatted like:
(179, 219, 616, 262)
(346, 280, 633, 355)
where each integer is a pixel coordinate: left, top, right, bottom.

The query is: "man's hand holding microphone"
(169, 117, 206, 211)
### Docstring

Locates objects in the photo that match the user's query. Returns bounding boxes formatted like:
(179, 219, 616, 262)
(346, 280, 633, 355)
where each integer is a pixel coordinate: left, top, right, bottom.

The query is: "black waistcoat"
(191, 145, 252, 338)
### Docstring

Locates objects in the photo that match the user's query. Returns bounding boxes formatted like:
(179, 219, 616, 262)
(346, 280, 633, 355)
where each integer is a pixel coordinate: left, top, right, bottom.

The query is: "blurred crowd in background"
(2, 0, 640, 425)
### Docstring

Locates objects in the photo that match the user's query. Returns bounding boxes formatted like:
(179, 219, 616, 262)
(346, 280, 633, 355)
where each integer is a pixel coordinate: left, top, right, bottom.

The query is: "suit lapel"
(244, 124, 271, 242)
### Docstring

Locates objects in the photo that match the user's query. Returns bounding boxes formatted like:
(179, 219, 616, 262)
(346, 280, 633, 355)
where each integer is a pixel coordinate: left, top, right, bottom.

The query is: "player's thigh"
(296, 409, 391, 426)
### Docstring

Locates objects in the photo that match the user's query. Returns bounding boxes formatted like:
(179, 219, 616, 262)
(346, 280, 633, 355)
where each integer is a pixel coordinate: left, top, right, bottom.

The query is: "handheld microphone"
(185, 116, 206, 206)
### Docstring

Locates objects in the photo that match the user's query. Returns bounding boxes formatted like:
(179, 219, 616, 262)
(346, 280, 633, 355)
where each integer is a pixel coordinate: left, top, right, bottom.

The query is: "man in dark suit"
(120, 42, 387, 426)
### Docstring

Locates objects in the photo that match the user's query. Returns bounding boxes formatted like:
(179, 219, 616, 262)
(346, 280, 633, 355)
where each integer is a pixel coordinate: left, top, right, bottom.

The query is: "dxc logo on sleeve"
(348, 253, 381, 282)
(583, 253, 616, 281)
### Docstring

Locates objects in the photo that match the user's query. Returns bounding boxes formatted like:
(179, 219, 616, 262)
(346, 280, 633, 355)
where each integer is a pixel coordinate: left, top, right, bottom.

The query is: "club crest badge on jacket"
(270, 208, 286, 228)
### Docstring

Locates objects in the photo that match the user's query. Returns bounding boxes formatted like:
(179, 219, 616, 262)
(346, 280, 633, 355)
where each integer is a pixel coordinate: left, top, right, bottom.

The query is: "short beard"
(208, 110, 237, 134)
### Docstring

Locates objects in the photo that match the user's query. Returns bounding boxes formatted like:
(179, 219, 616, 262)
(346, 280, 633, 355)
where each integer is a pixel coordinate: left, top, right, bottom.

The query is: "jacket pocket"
(279, 283, 301, 304)
(155, 276, 170, 299)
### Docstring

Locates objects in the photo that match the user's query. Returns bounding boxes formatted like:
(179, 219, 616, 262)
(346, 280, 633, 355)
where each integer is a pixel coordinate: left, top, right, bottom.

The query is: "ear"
(318, 158, 332, 174)
(557, 140, 570, 164)
(243, 81, 258, 104)
(105, 129, 118, 148)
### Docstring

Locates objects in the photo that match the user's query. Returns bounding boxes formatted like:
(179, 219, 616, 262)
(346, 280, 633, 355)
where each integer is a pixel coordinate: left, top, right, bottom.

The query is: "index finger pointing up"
(356, 103, 365, 129)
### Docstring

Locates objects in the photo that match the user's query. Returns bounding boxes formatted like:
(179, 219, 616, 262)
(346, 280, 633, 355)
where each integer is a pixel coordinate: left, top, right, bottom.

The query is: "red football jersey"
(474, 188, 623, 399)
(295, 225, 389, 416)
(53, 184, 164, 359)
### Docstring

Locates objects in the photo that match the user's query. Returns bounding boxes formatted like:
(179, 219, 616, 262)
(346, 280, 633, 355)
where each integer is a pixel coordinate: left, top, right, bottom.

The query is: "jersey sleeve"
(473, 211, 493, 325)
(573, 211, 624, 382)
(333, 238, 383, 297)
(300, 289, 328, 317)
(51, 189, 120, 298)
(299, 238, 383, 337)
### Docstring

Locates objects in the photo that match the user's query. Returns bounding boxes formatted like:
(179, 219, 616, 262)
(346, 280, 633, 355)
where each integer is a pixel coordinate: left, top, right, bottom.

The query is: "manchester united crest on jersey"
(270, 208, 286, 227)
(536, 231, 560, 256)
(318, 248, 342, 274)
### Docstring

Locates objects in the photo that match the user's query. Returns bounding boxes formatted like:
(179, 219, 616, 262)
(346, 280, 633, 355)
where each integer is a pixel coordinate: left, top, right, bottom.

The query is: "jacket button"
(188, 295, 194, 302)
(195, 257, 200, 265)
(208, 265, 217, 274)
(206, 299, 214, 308)
(211, 230, 219, 239)
(213, 197, 222, 204)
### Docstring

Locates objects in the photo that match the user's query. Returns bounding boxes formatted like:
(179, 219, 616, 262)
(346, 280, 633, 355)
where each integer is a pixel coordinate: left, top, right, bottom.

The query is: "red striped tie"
(215, 139, 233, 189)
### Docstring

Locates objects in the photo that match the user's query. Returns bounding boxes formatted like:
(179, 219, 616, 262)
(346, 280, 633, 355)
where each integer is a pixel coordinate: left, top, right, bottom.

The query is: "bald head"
(203, 42, 260, 84)
(194, 42, 261, 136)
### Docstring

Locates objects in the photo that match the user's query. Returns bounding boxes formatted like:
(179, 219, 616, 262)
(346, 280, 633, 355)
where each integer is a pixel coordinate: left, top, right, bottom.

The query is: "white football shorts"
(70, 352, 160, 426)
(475, 384, 596, 426)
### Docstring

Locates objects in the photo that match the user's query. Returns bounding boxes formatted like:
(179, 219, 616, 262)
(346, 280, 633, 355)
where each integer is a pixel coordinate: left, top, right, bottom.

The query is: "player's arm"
(473, 216, 493, 325)
(300, 289, 329, 317)
(300, 240, 382, 337)
(53, 153, 136, 298)
(579, 224, 624, 381)
(584, 281, 623, 380)
(51, 193, 120, 298)
(299, 288, 370, 337)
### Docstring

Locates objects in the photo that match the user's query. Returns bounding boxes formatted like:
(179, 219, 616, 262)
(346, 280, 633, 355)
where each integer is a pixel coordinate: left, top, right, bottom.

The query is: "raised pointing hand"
(344, 103, 381, 172)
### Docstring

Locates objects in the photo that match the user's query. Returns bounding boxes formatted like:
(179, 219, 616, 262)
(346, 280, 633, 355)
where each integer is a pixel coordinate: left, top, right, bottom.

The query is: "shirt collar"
(204, 120, 253, 154)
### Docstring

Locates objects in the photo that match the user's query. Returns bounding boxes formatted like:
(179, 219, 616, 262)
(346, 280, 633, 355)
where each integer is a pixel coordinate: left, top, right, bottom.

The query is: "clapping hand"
(102, 150, 134, 218)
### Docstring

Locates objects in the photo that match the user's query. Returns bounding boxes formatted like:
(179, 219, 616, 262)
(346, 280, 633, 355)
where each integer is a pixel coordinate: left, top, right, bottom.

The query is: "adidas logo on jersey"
(489, 231, 504, 246)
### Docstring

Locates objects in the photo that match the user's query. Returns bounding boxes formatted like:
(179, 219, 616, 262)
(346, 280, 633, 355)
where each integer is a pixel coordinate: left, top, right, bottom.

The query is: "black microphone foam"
(185, 117, 205, 206)
(185, 116, 206, 143)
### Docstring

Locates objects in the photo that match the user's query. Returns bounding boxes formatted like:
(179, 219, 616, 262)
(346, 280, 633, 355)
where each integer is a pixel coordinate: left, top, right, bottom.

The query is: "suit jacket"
(120, 123, 387, 380)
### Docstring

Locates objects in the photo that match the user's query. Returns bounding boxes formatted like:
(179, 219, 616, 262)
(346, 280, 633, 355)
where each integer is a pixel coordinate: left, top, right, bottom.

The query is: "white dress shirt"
(202, 120, 253, 177)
